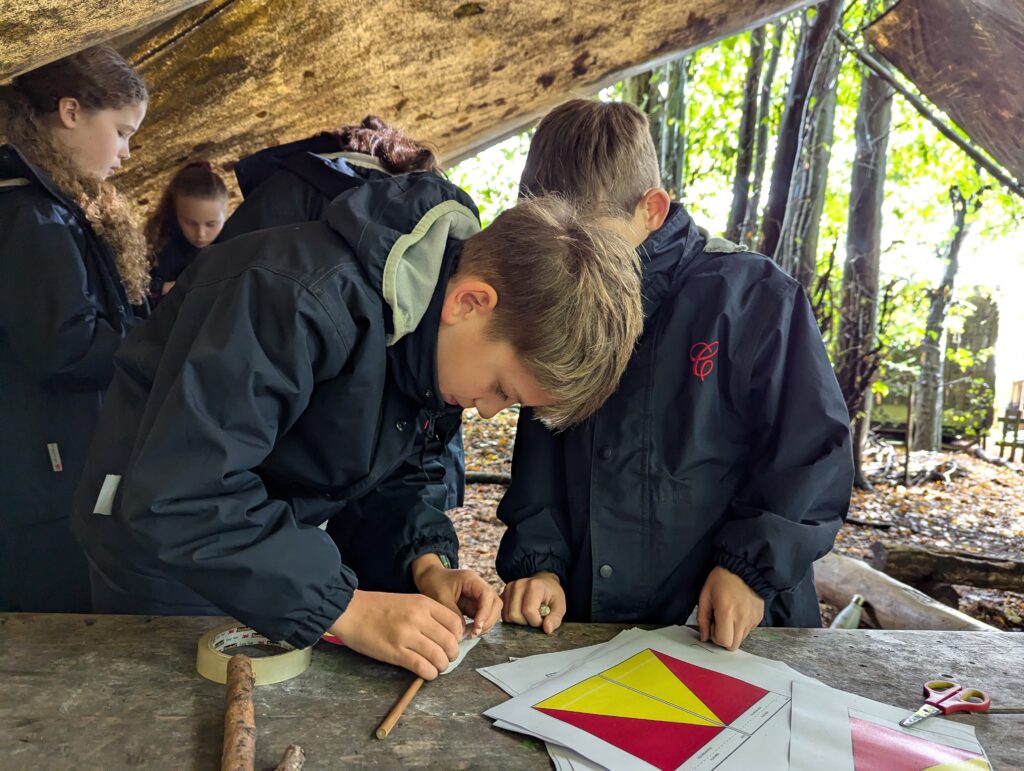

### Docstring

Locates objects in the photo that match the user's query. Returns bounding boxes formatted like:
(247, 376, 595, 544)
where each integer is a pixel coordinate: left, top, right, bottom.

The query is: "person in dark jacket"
(0, 46, 149, 613)
(145, 161, 229, 304)
(71, 176, 645, 680)
(497, 100, 854, 650)
(216, 116, 466, 542)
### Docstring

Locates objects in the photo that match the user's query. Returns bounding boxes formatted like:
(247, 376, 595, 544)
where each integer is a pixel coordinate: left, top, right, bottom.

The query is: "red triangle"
(538, 707, 723, 770)
(651, 650, 769, 725)
(850, 717, 983, 771)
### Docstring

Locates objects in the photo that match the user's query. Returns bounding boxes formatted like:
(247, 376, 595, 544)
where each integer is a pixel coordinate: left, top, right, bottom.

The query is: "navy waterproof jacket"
(496, 205, 853, 627)
(72, 173, 480, 647)
(218, 138, 465, 514)
(0, 144, 142, 611)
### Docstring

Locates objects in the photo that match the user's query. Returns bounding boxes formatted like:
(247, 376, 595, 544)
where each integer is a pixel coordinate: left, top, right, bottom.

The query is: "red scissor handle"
(924, 680, 991, 714)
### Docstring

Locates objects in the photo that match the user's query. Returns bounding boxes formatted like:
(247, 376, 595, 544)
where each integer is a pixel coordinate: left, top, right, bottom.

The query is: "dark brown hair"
(145, 161, 229, 254)
(1, 46, 150, 303)
(328, 115, 440, 174)
(520, 99, 661, 216)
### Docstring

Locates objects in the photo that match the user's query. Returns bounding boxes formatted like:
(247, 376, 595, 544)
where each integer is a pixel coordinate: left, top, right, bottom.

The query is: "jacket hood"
(325, 172, 481, 346)
(233, 133, 392, 197)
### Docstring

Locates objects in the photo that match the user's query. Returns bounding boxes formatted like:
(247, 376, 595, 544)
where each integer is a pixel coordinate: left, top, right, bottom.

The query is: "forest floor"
(451, 409, 1024, 631)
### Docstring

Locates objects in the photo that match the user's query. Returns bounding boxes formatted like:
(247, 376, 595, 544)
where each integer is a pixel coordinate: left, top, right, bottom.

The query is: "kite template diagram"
(531, 647, 787, 771)
(849, 715, 989, 771)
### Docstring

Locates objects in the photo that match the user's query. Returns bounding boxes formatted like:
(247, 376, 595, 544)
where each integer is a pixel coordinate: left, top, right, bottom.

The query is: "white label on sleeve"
(46, 443, 63, 472)
(93, 474, 122, 516)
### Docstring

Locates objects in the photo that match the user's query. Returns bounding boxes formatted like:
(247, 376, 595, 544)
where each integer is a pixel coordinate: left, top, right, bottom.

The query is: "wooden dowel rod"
(375, 677, 425, 739)
(222, 654, 256, 771)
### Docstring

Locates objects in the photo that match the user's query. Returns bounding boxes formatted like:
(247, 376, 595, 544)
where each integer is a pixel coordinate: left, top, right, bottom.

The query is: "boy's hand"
(501, 571, 565, 634)
(330, 589, 464, 680)
(696, 566, 765, 652)
(411, 555, 502, 638)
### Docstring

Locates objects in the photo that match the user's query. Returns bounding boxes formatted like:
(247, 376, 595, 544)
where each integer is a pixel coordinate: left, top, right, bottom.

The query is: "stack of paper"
(478, 626, 990, 771)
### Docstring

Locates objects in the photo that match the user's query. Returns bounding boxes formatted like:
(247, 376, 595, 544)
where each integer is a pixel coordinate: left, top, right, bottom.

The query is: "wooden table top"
(1, 614, 1021, 769)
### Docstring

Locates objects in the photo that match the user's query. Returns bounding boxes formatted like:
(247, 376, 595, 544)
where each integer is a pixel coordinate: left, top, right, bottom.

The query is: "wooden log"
(813, 552, 998, 632)
(274, 744, 305, 771)
(868, 541, 1024, 593)
(0, 0, 207, 79)
(222, 654, 256, 771)
(101, 0, 815, 211)
(465, 471, 511, 485)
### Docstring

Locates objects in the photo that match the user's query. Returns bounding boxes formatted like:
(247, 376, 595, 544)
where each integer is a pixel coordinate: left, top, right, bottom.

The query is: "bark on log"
(274, 744, 306, 771)
(868, 541, 1024, 593)
(0, 0, 207, 79)
(88, 0, 815, 211)
(222, 654, 256, 771)
(813, 552, 998, 632)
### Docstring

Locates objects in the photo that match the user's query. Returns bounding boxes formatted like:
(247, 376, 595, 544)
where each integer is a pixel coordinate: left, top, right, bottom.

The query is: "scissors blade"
(900, 704, 942, 728)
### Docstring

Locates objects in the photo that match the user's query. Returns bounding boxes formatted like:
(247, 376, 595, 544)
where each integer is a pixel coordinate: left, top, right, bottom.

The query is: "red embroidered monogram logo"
(689, 341, 719, 382)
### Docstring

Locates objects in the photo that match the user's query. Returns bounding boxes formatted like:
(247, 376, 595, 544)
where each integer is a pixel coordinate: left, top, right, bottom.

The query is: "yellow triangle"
(534, 650, 721, 726)
(924, 758, 989, 771)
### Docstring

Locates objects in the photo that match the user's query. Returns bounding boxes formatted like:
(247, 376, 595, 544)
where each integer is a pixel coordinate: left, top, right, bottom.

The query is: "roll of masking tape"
(196, 624, 312, 686)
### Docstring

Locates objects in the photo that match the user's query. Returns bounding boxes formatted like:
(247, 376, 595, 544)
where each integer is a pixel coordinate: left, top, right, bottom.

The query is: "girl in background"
(0, 46, 148, 612)
(145, 161, 228, 302)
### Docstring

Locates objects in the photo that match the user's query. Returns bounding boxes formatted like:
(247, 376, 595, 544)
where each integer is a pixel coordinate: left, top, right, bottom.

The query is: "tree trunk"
(625, 60, 688, 200)
(912, 186, 981, 450)
(758, 0, 844, 258)
(741, 22, 787, 246)
(775, 14, 845, 288)
(725, 28, 766, 242)
(833, 61, 894, 489)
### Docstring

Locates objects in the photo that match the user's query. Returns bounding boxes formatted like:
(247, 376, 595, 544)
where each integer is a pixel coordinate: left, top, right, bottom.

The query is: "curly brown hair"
(328, 115, 440, 174)
(0, 46, 150, 304)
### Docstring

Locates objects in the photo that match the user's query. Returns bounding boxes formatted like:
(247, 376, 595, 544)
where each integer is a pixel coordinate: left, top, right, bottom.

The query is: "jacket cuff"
(500, 552, 568, 585)
(714, 550, 778, 602)
(281, 566, 358, 648)
(401, 533, 460, 579)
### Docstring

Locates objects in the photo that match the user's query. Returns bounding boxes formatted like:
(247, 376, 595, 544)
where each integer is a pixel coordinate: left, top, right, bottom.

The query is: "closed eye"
(495, 384, 509, 401)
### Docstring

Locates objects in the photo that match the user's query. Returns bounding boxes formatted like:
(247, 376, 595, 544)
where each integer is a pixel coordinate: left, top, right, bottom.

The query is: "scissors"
(900, 675, 991, 727)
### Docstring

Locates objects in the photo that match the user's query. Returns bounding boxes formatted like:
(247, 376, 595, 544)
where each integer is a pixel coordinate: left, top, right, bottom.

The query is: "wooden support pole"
(222, 654, 256, 771)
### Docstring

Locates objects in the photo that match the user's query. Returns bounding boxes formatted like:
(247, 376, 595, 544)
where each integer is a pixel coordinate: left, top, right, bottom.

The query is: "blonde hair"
(520, 99, 661, 217)
(1, 46, 149, 304)
(458, 195, 643, 429)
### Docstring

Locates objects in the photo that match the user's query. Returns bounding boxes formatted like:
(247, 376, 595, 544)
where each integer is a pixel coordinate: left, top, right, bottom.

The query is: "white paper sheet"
(789, 679, 990, 771)
(485, 628, 795, 771)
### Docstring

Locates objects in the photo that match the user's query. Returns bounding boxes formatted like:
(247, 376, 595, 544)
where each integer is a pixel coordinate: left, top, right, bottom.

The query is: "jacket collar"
(637, 203, 707, 316)
(0, 143, 83, 215)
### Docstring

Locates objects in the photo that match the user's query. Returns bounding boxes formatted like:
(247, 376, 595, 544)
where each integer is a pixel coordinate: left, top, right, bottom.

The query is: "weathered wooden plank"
(0, 0, 208, 79)
(865, 0, 1024, 183)
(104, 0, 813, 210)
(2, 614, 1022, 768)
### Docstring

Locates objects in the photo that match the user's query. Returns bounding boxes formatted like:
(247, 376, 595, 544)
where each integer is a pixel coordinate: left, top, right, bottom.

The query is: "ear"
(56, 97, 82, 130)
(638, 188, 671, 234)
(440, 277, 499, 325)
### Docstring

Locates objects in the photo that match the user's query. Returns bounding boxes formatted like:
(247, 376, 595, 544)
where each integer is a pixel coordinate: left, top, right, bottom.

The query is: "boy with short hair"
(73, 171, 643, 680)
(498, 99, 853, 650)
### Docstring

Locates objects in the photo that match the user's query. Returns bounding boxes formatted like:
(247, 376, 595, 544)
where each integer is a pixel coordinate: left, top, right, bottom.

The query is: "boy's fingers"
(522, 582, 550, 628)
(697, 598, 712, 642)
(428, 602, 466, 645)
(540, 589, 566, 634)
(471, 590, 501, 636)
(399, 649, 439, 681)
(409, 634, 452, 675)
(502, 582, 528, 625)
